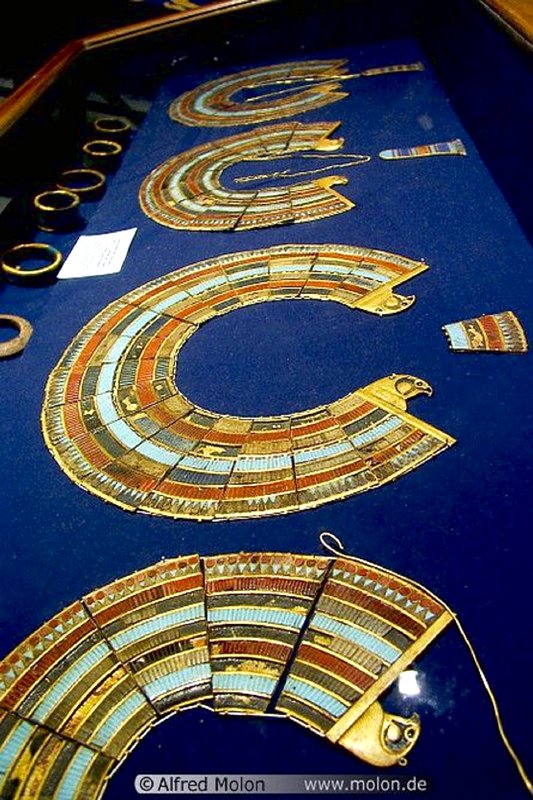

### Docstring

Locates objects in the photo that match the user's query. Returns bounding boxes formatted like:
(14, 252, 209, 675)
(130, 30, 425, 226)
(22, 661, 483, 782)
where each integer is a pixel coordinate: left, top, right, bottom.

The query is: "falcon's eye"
(385, 722, 402, 743)
(395, 378, 414, 395)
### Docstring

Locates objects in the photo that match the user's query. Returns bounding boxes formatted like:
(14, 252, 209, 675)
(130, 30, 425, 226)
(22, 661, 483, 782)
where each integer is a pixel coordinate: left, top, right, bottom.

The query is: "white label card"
(58, 228, 137, 279)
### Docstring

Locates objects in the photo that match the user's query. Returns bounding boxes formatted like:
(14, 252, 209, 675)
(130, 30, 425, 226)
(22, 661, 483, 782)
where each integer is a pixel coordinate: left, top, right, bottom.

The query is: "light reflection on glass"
(398, 669, 421, 697)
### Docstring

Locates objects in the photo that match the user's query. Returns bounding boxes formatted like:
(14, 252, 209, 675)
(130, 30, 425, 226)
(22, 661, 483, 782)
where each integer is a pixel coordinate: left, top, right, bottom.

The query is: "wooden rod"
(0, 42, 84, 138)
(0, 0, 278, 138)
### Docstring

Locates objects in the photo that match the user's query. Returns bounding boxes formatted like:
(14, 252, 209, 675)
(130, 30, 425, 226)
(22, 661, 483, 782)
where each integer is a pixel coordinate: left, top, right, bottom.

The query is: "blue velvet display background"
(0, 30, 531, 800)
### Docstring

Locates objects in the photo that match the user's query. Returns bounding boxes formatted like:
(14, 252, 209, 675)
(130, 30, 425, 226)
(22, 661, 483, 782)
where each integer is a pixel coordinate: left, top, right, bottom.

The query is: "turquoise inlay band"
(188, 275, 227, 296)
(132, 415, 161, 437)
(135, 439, 181, 467)
(351, 267, 388, 283)
(350, 416, 402, 448)
(107, 418, 143, 450)
(212, 671, 278, 696)
(284, 676, 348, 717)
(31, 642, 111, 723)
(55, 747, 96, 800)
(499, 319, 514, 342)
(0, 719, 34, 776)
(179, 454, 233, 473)
(228, 266, 269, 281)
(95, 393, 120, 427)
(312, 613, 401, 663)
(150, 429, 195, 452)
(151, 290, 191, 315)
(208, 606, 304, 629)
(92, 691, 147, 748)
(291, 192, 320, 209)
(121, 309, 160, 339)
(443, 322, 469, 350)
(311, 263, 352, 276)
(235, 454, 292, 472)
(109, 603, 205, 651)
(293, 440, 353, 464)
(95, 362, 116, 396)
(144, 663, 211, 700)
(270, 263, 310, 274)
(104, 335, 137, 366)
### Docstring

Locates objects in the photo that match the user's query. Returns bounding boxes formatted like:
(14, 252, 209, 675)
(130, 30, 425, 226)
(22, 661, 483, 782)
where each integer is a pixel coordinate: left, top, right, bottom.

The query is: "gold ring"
(82, 139, 122, 157)
(1, 243, 63, 282)
(33, 189, 82, 232)
(57, 168, 106, 200)
(0, 314, 33, 358)
(93, 117, 132, 137)
(82, 139, 123, 173)
(33, 189, 80, 213)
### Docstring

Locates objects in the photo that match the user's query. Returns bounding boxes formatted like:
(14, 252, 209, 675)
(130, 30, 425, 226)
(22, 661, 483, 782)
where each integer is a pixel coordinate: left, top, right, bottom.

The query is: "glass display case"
(0, 1, 531, 798)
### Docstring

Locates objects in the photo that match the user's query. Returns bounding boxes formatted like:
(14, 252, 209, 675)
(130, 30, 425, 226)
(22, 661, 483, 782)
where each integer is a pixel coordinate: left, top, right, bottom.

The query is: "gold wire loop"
(319, 531, 346, 557)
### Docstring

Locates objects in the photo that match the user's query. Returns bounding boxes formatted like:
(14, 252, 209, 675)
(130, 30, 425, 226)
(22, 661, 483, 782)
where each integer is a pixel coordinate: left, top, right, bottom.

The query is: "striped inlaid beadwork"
(0, 551, 453, 798)
(169, 60, 350, 127)
(169, 59, 424, 128)
(379, 139, 466, 160)
(139, 122, 356, 231)
(84, 556, 210, 714)
(204, 552, 329, 713)
(42, 245, 454, 522)
(0, 710, 111, 800)
(0, 601, 155, 761)
(275, 556, 449, 738)
(442, 311, 527, 353)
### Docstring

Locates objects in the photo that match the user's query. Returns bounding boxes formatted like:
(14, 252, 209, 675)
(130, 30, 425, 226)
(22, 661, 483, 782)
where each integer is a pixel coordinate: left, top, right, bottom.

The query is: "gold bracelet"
(93, 116, 132, 143)
(33, 189, 82, 232)
(82, 139, 123, 173)
(0, 314, 33, 358)
(56, 168, 106, 201)
(1, 242, 63, 284)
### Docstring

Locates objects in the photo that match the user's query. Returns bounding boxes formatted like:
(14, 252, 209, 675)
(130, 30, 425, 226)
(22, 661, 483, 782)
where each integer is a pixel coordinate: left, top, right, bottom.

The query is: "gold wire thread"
(244, 80, 350, 103)
(319, 532, 533, 796)
(234, 154, 371, 183)
(245, 62, 424, 103)
(244, 61, 424, 103)
(452, 615, 533, 795)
